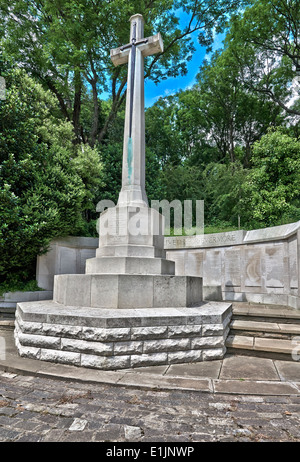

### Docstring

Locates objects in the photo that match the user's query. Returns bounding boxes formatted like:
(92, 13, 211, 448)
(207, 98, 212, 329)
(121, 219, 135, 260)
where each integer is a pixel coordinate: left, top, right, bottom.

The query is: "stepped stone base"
(14, 301, 232, 370)
(53, 274, 202, 309)
(85, 256, 175, 275)
(96, 244, 165, 258)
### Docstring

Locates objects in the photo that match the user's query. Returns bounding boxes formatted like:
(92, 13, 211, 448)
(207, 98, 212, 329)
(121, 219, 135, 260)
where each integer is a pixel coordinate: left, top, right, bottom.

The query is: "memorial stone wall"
(36, 221, 300, 310)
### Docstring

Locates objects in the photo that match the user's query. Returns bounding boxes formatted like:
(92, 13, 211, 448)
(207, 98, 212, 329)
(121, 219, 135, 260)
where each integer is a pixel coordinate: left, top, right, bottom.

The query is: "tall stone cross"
(110, 14, 164, 208)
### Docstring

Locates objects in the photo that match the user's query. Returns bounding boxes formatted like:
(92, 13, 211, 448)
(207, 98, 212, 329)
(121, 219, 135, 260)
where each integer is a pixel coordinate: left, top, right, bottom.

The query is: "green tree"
(0, 0, 247, 146)
(241, 128, 300, 227)
(145, 95, 185, 167)
(194, 47, 283, 166)
(226, 0, 300, 118)
(0, 69, 102, 283)
(202, 162, 247, 227)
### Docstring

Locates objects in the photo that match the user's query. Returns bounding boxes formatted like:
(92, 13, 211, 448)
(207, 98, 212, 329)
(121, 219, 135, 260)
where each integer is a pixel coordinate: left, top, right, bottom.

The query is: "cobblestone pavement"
(0, 370, 300, 443)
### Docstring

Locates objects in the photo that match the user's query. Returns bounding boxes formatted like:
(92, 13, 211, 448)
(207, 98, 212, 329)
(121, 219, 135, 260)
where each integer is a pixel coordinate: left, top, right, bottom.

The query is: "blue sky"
(144, 12, 226, 107)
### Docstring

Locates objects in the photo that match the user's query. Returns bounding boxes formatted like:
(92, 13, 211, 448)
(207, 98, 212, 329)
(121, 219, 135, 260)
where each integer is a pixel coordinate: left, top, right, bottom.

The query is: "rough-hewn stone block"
(17, 332, 61, 349)
(143, 338, 190, 353)
(131, 326, 168, 340)
(202, 348, 226, 361)
(40, 349, 81, 366)
(114, 341, 143, 355)
(168, 325, 202, 338)
(16, 319, 43, 335)
(130, 353, 168, 368)
(191, 336, 224, 349)
(81, 354, 130, 370)
(42, 323, 82, 338)
(202, 324, 224, 336)
(81, 327, 131, 342)
(61, 338, 113, 356)
(168, 350, 202, 364)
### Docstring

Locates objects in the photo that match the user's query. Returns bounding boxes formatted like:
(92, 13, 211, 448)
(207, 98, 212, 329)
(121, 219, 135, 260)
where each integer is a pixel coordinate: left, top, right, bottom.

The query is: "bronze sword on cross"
(110, 14, 164, 207)
(119, 20, 148, 138)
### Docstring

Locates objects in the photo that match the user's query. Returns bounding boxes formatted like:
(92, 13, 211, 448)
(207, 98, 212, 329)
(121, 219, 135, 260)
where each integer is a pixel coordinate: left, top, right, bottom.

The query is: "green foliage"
(0, 69, 102, 283)
(202, 162, 247, 228)
(0, 279, 42, 297)
(241, 128, 300, 227)
(142, 1, 299, 231)
(1, 0, 299, 291)
(0, 0, 246, 145)
(226, 0, 300, 117)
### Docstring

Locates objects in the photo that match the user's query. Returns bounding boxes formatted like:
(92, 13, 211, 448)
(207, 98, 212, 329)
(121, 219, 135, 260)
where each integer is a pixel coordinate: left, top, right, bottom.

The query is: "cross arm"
(139, 32, 164, 57)
(110, 32, 164, 67)
(110, 46, 131, 67)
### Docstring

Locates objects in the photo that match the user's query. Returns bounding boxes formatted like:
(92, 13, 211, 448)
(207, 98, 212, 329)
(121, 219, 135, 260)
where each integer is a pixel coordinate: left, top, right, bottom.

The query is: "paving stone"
(167, 360, 222, 379)
(220, 356, 280, 381)
(274, 360, 300, 382)
(213, 379, 299, 396)
(124, 425, 142, 440)
(68, 418, 88, 431)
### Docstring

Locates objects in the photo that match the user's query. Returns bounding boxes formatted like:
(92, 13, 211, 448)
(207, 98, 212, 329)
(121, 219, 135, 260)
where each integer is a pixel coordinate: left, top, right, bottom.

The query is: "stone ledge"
(16, 301, 232, 328)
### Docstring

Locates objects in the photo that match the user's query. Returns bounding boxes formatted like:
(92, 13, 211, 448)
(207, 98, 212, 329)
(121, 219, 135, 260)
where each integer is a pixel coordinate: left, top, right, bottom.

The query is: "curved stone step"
(232, 304, 300, 322)
(0, 320, 15, 329)
(226, 334, 298, 358)
(230, 320, 300, 338)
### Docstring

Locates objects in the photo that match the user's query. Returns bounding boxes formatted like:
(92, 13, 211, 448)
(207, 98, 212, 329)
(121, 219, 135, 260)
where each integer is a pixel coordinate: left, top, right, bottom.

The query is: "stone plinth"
(14, 301, 232, 370)
(85, 256, 175, 276)
(98, 205, 165, 250)
(53, 274, 202, 309)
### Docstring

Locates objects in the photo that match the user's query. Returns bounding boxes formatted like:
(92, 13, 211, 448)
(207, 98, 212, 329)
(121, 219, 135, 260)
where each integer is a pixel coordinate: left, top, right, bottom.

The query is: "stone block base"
(14, 301, 232, 370)
(53, 274, 202, 309)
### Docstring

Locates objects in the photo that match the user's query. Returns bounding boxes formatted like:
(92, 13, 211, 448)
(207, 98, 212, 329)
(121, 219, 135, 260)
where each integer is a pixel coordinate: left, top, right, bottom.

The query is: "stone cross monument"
(110, 14, 164, 207)
(14, 14, 231, 373)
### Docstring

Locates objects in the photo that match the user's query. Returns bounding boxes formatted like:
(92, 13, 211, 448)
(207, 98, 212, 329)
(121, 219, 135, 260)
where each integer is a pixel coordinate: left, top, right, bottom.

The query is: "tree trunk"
(72, 69, 82, 143)
(229, 121, 235, 163)
(90, 79, 99, 147)
(98, 76, 127, 144)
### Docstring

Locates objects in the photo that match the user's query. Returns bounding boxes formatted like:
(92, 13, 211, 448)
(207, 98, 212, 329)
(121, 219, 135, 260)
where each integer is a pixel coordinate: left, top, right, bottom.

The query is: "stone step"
(0, 306, 16, 320)
(226, 334, 298, 360)
(96, 244, 166, 259)
(232, 304, 300, 324)
(85, 256, 175, 276)
(228, 303, 300, 358)
(230, 319, 300, 339)
(226, 334, 297, 354)
(0, 303, 17, 309)
(0, 320, 15, 330)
